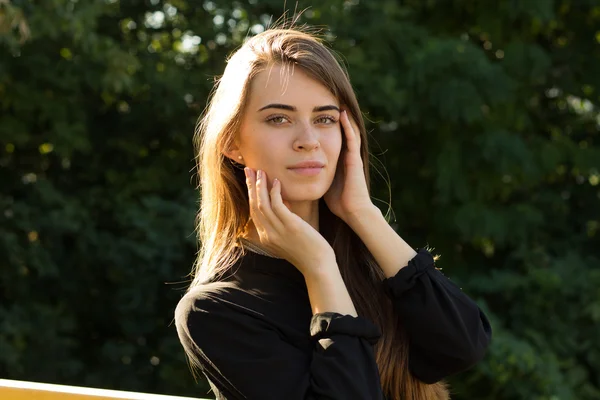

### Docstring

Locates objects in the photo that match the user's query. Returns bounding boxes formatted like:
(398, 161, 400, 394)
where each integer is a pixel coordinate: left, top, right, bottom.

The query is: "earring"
(238, 156, 243, 160)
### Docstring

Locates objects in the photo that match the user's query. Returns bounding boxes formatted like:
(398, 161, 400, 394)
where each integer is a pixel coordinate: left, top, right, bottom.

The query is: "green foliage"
(1, 0, 599, 398)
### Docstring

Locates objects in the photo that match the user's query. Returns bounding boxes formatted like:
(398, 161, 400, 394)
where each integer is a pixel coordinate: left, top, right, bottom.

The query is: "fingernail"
(257, 169, 262, 180)
(244, 167, 250, 178)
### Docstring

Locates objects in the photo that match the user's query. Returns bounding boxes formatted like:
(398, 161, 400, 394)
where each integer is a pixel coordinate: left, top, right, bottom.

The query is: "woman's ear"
(223, 147, 244, 164)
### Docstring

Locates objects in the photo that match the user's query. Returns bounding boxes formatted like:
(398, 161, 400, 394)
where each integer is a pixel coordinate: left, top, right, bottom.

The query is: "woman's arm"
(345, 205, 492, 383)
(175, 284, 385, 400)
(382, 248, 492, 383)
(344, 205, 418, 279)
(301, 254, 358, 317)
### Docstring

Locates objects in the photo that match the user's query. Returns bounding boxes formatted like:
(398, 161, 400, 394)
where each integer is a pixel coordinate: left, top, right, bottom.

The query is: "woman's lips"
(288, 167, 323, 176)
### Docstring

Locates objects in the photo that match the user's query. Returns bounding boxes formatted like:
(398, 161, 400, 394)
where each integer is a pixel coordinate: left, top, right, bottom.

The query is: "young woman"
(175, 27, 492, 400)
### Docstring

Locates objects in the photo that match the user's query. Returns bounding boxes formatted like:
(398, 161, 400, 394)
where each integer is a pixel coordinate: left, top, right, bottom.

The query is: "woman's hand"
(244, 168, 335, 277)
(323, 109, 374, 222)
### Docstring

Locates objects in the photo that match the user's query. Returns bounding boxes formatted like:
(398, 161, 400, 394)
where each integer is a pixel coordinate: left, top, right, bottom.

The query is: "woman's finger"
(245, 168, 263, 229)
(255, 170, 284, 234)
(270, 177, 299, 228)
(341, 109, 361, 152)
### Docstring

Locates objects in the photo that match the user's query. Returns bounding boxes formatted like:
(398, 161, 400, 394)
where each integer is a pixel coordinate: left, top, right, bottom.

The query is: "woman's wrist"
(303, 257, 358, 317)
(299, 251, 338, 280)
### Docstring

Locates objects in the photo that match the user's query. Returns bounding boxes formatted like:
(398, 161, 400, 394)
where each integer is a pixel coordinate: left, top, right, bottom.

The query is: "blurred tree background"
(1, 0, 599, 399)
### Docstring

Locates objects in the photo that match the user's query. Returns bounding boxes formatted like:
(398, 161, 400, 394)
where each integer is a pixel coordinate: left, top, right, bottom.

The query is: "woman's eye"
(266, 115, 288, 125)
(316, 115, 338, 124)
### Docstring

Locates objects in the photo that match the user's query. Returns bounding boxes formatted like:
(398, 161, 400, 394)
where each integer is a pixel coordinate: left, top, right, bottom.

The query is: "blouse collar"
(239, 248, 305, 285)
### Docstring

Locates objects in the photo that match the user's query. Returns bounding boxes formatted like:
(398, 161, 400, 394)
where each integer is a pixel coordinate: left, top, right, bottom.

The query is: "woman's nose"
(293, 124, 320, 151)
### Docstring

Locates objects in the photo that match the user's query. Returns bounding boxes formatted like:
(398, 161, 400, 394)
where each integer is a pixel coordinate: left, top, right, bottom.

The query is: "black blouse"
(174, 248, 492, 399)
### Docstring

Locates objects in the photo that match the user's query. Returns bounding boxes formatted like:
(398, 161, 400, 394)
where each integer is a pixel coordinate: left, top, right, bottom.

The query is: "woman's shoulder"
(175, 281, 242, 323)
(173, 280, 280, 358)
(174, 278, 275, 334)
(173, 282, 244, 347)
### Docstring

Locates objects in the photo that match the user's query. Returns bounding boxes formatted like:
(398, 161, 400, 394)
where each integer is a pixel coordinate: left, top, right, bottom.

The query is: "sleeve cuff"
(382, 248, 436, 298)
(309, 312, 382, 345)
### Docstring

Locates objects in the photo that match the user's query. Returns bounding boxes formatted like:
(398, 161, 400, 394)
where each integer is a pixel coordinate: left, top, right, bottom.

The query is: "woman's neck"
(290, 199, 320, 231)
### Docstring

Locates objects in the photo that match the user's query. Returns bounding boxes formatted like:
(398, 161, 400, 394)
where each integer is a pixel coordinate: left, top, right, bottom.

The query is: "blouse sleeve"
(175, 293, 385, 400)
(382, 248, 492, 384)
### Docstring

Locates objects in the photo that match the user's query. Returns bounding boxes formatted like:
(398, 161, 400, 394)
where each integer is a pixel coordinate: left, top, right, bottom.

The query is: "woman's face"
(232, 64, 343, 202)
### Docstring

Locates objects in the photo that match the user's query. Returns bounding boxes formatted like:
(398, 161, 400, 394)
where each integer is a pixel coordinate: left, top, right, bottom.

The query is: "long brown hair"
(188, 26, 450, 400)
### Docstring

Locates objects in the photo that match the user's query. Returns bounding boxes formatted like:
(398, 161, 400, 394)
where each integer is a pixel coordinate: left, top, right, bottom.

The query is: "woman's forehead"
(248, 64, 338, 109)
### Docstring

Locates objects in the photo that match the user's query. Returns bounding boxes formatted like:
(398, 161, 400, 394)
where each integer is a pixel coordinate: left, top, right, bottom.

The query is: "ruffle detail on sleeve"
(309, 312, 382, 345)
(382, 248, 436, 298)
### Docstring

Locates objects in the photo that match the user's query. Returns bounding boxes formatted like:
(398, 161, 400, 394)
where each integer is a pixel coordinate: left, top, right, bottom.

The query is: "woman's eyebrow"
(257, 103, 340, 113)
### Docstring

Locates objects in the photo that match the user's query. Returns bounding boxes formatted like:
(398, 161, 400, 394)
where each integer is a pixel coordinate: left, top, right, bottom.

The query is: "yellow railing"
(0, 379, 208, 400)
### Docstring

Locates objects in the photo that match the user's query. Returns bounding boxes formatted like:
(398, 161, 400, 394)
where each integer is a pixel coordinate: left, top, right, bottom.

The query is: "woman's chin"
(282, 190, 326, 203)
